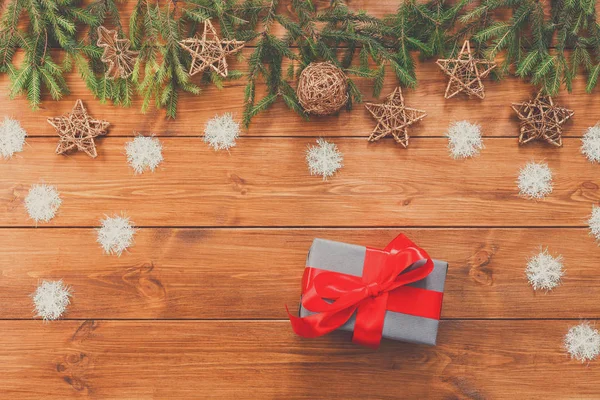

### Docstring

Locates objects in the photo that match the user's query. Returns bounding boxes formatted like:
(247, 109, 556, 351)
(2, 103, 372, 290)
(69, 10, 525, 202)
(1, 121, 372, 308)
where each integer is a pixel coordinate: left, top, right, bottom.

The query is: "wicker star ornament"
(512, 93, 573, 147)
(48, 100, 110, 158)
(179, 20, 245, 78)
(365, 87, 426, 147)
(436, 40, 497, 99)
(97, 26, 139, 80)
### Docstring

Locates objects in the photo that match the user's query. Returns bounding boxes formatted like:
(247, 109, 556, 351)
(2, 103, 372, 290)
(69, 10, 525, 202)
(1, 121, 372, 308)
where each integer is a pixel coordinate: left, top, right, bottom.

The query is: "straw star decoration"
(48, 100, 110, 158)
(365, 87, 426, 147)
(512, 94, 574, 147)
(436, 40, 497, 99)
(97, 26, 139, 80)
(179, 20, 244, 78)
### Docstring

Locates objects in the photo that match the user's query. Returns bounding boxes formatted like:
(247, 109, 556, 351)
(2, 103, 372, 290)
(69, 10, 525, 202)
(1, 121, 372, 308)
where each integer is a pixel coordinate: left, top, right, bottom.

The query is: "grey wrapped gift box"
(299, 237, 447, 346)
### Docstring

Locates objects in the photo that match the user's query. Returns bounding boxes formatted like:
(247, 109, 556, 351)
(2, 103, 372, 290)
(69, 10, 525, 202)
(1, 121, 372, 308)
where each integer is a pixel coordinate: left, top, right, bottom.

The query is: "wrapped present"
(288, 234, 447, 349)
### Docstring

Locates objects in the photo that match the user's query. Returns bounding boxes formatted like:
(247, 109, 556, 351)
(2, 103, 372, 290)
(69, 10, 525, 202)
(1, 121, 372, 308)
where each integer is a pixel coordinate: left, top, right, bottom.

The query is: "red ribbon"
(287, 234, 443, 349)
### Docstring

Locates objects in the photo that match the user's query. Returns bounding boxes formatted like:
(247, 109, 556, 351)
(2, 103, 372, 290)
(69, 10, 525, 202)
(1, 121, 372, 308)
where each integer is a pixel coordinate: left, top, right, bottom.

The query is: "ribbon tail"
(352, 293, 388, 349)
(286, 305, 357, 339)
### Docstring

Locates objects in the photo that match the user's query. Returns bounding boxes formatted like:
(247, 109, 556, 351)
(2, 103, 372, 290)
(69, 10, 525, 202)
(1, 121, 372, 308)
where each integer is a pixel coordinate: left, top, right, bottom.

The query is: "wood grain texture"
(0, 228, 599, 320)
(0, 319, 596, 399)
(2, 137, 599, 227)
(2, 50, 599, 138)
(2, 2, 600, 398)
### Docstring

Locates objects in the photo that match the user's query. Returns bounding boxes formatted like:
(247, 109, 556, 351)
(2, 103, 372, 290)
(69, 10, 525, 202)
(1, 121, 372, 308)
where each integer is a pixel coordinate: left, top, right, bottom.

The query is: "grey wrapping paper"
(299, 238, 447, 346)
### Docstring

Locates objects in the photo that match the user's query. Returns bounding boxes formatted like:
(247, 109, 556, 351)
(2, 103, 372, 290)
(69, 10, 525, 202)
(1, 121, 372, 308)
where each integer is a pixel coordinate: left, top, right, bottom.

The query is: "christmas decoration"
(125, 135, 164, 174)
(525, 249, 564, 291)
(97, 214, 136, 256)
(306, 139, 343, 180)
(31, 280, 71, 321)
(24, 183, 61, 224)
(581, 125, 600, 163)
(512, 94, 573, 147)
(0, 0, 96, 109)
(3, 0, 600, 117)
(97, 26, 139, 80)
(48, 100, 110, 158)
(296, 62, 348, 116)
(436, 40, 496, 99)
(204, 113, 241, 151)
(517, 162, 553, 199)
(179, 20, 245, 78)
(243, 0, 409, 127)
(588, 205, 600, 243)
(565, 322, 600, 363)
(445, 121, 484, 159)
(288, 234, 446, 349)
(365, 87, 426, 147)
(0, 117, 27, 159)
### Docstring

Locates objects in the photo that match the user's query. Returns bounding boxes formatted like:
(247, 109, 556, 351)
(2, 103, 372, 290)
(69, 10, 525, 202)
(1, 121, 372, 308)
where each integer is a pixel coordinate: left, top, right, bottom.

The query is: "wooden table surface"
(2, 2, 600, 399)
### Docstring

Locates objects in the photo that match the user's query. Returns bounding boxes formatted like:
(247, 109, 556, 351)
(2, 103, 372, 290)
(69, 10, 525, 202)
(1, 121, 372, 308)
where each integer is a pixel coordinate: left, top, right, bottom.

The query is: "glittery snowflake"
(204, 113, 241, 151)
(517, 161, 553, 199)
(588, 205, 600, 243)
(125, 135, 163, 174)
(0, 117, 27, 159)
(581, 124, 600, 163)
(525, 248, 564, 291)
(97, 214, 136, 256)
(24, 183, 62, 224)
(565, 321, 600, 363)
(306, 138, 343, 180)
(32, 280, 72, 321)
(445, 120, 484, 159)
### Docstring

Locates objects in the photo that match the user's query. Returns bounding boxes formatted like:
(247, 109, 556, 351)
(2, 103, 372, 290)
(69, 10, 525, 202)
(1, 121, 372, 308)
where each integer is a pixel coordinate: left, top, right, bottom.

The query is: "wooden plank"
(2, 137, 599, 227)
(0, 319, 595, 399)
(2, 50, 598, 138)
(1, 228, 599, 320)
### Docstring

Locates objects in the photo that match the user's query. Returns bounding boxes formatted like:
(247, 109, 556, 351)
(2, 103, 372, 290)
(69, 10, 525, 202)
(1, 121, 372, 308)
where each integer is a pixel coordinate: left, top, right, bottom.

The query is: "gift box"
(288, 234, 447, 349)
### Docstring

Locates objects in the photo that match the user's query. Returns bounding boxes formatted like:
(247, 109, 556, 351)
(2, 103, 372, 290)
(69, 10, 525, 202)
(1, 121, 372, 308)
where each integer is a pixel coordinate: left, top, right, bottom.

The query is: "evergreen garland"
(1, 0, 600, 121)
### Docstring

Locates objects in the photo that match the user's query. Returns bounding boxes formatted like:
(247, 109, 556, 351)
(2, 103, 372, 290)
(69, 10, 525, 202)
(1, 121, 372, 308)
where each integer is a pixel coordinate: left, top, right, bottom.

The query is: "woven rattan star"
(48, 100, 110, 158)
(512, 93, 573, 147)
(436, 40, 497, 99)
(365, 87, 426, 147)
(179, 20, 244, 78)
(97, 26, 139, 80)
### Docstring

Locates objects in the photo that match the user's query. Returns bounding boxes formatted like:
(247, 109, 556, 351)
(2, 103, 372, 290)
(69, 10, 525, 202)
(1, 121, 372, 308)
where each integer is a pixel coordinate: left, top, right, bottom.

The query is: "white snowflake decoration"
(0, 117, 27, 159)
(32, 280, 71, 321)
(204, 113, 241, 151)
(525, 248, 564, 291)
(581, 124, 600, 163)
(565, 321, 600, 363)
(306, 138, 343, 180)
(24, 183, 62, 224)
(97, 214, 136, 256)
(125, 135, 163, 173)
(588, 205, 600, 242)
(445, 120, 484, 159)
(517, 161, 553, 199)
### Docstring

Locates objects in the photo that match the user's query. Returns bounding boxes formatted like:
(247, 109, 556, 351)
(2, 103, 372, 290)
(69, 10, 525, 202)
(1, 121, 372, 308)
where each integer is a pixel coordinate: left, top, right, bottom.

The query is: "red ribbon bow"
(287, 234, 443, 349)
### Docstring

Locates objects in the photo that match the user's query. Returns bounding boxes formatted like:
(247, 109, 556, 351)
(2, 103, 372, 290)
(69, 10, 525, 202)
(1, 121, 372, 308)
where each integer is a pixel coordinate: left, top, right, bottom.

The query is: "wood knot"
(6, 184, 26, 211)
(466, 245, 496, 286)
(56, 352, 91, 394)
(63, 376, 89, 392)
(123, 263, 166, 300)
(573, 181, 599, 201)
(582, 181, 599, 191)
(71, 320, 98, 343)
(229, 173, 247, 195)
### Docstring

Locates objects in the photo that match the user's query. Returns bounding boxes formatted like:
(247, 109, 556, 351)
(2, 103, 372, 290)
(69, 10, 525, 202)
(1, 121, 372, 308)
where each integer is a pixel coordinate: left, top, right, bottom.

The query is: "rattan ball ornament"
(297, 62, 348, 116)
